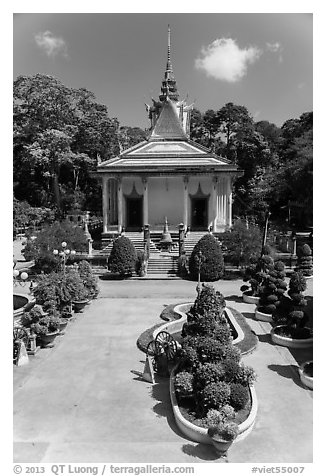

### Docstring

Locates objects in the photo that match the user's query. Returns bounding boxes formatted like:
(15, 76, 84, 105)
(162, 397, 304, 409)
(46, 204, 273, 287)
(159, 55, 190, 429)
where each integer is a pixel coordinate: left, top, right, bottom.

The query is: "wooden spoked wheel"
(155, 331, 178, 361)
(146, 340, 162, 357)
(13, 326, 29, 363)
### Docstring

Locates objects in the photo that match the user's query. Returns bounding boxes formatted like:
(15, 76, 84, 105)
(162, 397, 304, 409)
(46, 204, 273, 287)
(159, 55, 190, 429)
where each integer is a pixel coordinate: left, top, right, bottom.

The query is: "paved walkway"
(13, 279, 313, 463)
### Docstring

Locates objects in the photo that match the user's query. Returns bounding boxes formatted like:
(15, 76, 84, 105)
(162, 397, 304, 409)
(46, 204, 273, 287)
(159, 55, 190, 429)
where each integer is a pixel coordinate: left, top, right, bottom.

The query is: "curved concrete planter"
(242, 292, 260, 305)
(298, 361, 313, 389)
(255, 308, 273, 323)
(170, 366, 258, 445)
(271, 325, 313, 348)
(13, 293, 36, 325)
(153, 304, 244, 345)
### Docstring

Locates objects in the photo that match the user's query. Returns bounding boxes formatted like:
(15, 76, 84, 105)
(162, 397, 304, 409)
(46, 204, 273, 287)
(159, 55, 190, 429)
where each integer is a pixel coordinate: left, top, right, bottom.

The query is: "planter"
(271, 325, 313, 349)
(170, 366, 258, 445)
(255, 308, 273, 323)
(72, 299, 89, 313)
(242, 292, 260, 305)
(59, 319, 69, 332)
(209, 436, 233, 456)
(298, 361, 313, 389)
(37, 331, 59, 348)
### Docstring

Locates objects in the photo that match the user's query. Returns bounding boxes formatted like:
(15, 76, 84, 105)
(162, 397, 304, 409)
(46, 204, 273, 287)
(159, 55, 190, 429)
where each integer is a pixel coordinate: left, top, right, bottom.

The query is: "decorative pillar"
(142, 177, 149, 226)
(117, 177, 123, 233)
(212, 177, 218, 232)
(183, 176, 189, 229)
(102, 176, 108, 234)
(178, 223, 185, 256)
(221, 177, 226, 226)
(227, 176, 233, 228)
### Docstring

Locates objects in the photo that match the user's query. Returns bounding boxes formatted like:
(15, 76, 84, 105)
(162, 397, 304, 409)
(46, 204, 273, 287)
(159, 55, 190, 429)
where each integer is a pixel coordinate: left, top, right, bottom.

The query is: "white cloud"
(194, 38, 261, 83)
(266, 42, 283, 63)
(35, 31, 68, 58)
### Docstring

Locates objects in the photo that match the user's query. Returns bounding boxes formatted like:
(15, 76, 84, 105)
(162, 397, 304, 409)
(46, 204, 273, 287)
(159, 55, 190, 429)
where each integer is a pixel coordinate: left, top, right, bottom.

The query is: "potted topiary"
(271, 271, 312, 348)
(241, 251, 274, 304)
(298, 361, 313, 389)
(71, 285, 89, 313)
(77, 260, 100, 298)
(255, 261, 287, 322)
(296, 244, 313, 278)
(21, 304, 61, 347)
(207, 406, 239, 455)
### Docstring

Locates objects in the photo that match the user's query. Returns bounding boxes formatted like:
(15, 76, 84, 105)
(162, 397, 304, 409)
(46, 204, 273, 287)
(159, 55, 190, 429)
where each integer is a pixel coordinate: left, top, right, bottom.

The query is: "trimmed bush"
(194, 363, 226, 391)
(189, 234, 224, 281)
(258, 260, 287, 316)
(241, 252, 274, 297)
(229, 383, 249, 410)
(108, 236, 137, 276)
(174, 371, 194, 398)
(200, 381, 231, 412)
(189, 284, 226, 322)
(208, 421, 239, 441)
(296, 244, 313, 277)
(78, 260, 99, 298)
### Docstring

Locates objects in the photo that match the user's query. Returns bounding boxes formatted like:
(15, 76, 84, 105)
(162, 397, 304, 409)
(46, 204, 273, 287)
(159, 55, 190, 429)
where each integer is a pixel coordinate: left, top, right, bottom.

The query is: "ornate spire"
(159, 25, 179, 102)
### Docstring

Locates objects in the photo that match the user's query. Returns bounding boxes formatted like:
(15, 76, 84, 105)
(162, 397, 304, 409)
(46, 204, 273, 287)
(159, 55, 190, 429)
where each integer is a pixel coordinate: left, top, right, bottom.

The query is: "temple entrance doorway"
(191, 197, 208, 230)
(126, 198, 143, 230)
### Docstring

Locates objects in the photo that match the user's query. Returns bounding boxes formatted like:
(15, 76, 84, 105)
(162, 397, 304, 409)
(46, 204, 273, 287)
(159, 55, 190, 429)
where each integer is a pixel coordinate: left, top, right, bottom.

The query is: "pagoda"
(97, 26, 241, 243)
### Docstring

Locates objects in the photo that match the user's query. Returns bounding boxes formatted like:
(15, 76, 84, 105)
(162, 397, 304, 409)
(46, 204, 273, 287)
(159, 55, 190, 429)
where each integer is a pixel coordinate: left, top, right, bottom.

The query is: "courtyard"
(13, 278, 313, 464)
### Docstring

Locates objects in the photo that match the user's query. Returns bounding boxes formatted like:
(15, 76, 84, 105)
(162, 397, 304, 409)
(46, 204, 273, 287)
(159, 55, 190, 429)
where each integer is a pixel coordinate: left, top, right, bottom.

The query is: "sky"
(13, 12, 313, 130)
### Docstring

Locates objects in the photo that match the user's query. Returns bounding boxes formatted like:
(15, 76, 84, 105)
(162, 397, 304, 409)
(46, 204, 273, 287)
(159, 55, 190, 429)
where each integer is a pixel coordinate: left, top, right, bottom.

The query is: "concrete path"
(13, 279, 313, 463)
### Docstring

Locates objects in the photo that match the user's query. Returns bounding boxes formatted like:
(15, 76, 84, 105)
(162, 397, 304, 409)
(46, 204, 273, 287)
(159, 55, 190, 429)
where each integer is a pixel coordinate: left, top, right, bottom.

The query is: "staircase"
(147, 254, 179, 275)
(183, 231, 208, 255)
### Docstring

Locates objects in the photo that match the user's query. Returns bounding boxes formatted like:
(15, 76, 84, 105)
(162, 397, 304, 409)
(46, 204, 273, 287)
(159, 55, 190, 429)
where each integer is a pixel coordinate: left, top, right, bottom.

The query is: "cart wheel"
(155, 331, 178, 361)
(13, 326, 29, 346)
(146, 340, 161, 357)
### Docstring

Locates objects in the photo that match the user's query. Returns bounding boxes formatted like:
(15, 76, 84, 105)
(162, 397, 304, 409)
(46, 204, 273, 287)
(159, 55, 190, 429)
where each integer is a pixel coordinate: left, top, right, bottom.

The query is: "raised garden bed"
(271, 325, 313, 349)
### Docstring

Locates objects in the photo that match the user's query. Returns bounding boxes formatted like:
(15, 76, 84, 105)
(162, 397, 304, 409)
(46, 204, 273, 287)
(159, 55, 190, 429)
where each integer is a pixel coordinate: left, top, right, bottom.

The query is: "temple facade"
(97, 27, 241, 242)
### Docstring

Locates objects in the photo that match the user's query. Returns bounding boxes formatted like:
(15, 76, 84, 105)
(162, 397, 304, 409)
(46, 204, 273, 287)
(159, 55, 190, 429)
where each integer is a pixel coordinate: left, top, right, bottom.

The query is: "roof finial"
(167, 24, 171, 71)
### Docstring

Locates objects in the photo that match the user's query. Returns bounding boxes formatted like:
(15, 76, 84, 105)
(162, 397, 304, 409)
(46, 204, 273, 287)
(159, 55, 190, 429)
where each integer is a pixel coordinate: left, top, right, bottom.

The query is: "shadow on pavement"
(225, 294, 243, 303)
(182, 443, 224, 461)
(257, 333, 273, 344)
(242, 312, 256, 322)
(267, 363, 305, 387)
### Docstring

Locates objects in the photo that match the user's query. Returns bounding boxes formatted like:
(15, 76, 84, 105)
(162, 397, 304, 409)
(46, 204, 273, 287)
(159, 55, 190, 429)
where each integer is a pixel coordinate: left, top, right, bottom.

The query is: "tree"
(13, 74, 120, 213)
(108, 236, 137, 277)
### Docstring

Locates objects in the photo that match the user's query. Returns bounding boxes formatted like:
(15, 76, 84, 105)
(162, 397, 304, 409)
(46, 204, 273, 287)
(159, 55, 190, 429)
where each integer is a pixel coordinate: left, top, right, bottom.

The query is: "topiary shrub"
(189, 234, 224, 281)
(182, 312, 217, 338)
(189, 283, 226, 322)
(194, 363, 226, 391)
(77, 260, 99, 298)
(108, 236, 137, 277)
(258, 260, 287, 316)
(240, 253, 274, 297)
(174, 371, 194, 398)
(229, 383, 249, 410)
(199, 381, 231, 412)
(296, 244, 313, 277)
(278, 271, 309, 337)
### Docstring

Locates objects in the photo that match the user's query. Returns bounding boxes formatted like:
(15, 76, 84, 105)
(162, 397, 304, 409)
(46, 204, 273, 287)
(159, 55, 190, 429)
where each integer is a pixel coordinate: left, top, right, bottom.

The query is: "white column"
(212, 177, 218, 232)
(183, 176, 189, 228)
(221, 177, 226, 225)
(102, 176, 108, 234)
(117, 177, 123, 233)
(142, 177, 149, 225)
(227, 176, 233, 228)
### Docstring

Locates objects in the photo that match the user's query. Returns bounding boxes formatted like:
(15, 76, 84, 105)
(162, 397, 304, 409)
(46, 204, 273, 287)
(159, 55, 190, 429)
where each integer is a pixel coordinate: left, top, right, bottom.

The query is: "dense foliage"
(221, 218, 263, 268)
(23, 220, 88, 273)
(191, 105, 312, 227)
(108, 236, 137, 276)
(257, 260, 287, 315)
(240, 251, 274, 297)
(175, 284, 257, 433)
(296, 244, 313, 277)
(189, 234, 224, 281)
